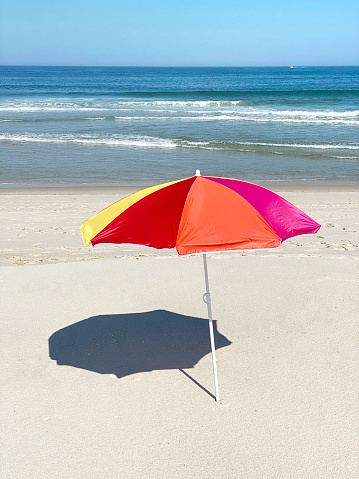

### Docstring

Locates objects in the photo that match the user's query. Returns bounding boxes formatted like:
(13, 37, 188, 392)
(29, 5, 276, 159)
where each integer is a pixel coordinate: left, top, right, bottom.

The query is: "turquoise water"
(0, 66, 358, 186)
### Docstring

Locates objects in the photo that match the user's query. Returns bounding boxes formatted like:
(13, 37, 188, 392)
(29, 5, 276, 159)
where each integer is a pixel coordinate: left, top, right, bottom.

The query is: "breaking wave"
(1, 133, 357, 156)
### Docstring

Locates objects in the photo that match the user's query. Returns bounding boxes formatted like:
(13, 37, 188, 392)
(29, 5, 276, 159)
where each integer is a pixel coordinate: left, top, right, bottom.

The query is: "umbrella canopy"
(80, 172, 320, 403)
(80, 173, 320, 255)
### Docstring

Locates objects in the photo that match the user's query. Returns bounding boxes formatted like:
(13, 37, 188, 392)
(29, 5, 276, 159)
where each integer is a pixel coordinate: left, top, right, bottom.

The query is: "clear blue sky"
(0, 0, 358, 66)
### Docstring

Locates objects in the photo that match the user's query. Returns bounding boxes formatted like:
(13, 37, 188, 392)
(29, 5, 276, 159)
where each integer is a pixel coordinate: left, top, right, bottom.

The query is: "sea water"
(0, 66, 358, 187)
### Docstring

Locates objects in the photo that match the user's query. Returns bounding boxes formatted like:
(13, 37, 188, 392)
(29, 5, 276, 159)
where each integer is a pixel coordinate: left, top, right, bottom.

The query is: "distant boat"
(290, 66, 294, 69)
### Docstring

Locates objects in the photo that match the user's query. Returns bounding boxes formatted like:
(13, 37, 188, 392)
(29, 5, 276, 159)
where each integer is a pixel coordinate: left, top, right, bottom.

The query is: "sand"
(1, 185, 358, 478)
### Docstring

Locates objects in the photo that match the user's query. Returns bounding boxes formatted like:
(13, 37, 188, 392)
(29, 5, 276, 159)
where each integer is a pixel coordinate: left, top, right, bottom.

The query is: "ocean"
(0, 65, 358, 187)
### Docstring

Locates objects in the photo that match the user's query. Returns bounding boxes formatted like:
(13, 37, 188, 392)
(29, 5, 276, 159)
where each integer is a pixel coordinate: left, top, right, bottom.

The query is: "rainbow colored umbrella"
(80, 171, 320, 402)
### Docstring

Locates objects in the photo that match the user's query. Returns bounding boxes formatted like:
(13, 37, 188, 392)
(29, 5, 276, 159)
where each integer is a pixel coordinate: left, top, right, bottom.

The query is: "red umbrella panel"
(80, 175, 320, 255)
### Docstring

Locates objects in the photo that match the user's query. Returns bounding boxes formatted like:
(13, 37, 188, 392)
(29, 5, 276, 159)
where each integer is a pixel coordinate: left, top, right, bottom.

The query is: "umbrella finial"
(195, 169, 201, 176)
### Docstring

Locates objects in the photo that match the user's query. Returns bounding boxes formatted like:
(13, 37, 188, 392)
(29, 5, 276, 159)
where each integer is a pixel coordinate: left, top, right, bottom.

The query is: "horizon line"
(1, 64, 358, 68)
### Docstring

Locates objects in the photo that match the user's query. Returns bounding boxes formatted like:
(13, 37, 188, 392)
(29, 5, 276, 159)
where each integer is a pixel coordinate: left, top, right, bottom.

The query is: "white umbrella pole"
(203, 253, 220, 403)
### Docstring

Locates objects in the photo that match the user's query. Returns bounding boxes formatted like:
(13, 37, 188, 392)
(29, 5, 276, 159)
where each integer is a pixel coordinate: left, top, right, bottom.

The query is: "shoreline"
(1, 181, 359, 195)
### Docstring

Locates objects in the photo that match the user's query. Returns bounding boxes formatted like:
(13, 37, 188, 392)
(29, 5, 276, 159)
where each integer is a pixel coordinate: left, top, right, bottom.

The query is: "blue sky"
(0, 0, 358, 66)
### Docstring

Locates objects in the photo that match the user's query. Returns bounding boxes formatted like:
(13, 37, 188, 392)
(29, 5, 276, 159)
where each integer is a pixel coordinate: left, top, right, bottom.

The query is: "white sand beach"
(1, 185, 358, 478)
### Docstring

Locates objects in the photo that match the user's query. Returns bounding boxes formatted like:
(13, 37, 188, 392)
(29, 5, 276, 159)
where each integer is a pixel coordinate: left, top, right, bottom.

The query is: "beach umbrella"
(80, 171, 320, 402)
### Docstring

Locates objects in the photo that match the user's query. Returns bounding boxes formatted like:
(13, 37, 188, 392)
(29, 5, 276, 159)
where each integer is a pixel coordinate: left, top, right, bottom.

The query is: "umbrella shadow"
(49, 309, 232, 398)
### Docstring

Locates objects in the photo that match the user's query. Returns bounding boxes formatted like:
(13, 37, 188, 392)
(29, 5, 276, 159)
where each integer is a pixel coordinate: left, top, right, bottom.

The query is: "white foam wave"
(0, 114, 357, 126)
(1, 101, 357, 126)
(1, 133, 357, 153)
(110, 115, 358, 125)
(0, 106, 107, 112)
(0, 133, 177, 148)
(83, 117, 107, 120)
(179, 140, 359, 151)
(0, 99, 251, 112)
(248, 109, 359, 118)
(143, 100, 252, 107)
(0, 119, 24, 122)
